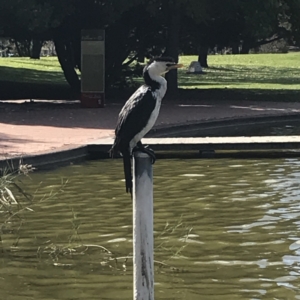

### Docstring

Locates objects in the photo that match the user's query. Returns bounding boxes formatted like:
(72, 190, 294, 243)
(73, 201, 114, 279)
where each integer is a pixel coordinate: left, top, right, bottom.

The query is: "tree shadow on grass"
(0, 66, 66, 85)
(206, 66, 236, 72)
(1, 81, 77, 100)
(0, 66, 75, 100)
(0, 65, 132, 100)
(176, 87, 300, 102)
(179, 65, 300, 87)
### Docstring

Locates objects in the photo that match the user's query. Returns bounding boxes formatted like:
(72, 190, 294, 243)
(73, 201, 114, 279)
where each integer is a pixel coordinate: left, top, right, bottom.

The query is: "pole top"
(133, 151, 151, 159)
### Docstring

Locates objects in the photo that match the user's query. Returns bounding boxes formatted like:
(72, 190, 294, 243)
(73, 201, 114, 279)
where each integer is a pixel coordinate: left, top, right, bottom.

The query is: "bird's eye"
(166, 63, 173, 67)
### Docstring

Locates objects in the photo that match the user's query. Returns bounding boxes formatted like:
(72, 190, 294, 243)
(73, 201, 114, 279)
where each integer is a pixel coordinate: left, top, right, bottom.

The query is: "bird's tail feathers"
(109, 139, 120, 158)
(122, 148, 132, 195)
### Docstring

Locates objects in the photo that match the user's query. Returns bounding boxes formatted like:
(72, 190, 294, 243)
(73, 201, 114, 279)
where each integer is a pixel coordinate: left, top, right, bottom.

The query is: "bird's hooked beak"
(167, 63, 184, 71)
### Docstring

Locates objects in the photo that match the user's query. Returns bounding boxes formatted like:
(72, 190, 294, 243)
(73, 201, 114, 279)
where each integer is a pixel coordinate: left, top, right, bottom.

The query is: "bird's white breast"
(130, 79, 167, 149)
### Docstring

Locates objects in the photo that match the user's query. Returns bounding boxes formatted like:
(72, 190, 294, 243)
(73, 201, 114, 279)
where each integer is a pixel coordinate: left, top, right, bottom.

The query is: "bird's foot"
(133, 145, 156, 164)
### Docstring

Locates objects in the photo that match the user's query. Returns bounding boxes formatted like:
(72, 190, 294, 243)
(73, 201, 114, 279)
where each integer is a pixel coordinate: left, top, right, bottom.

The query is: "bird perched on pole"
(110, 56, 183, 194)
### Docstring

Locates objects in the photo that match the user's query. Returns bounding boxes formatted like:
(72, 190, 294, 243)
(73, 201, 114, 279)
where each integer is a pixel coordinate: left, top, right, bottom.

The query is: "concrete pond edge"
(1, 113, 300, 172)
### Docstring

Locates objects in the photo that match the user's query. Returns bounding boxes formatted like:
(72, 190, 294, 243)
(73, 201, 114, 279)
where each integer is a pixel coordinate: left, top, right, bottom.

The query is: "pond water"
(1, 158, 300, 299)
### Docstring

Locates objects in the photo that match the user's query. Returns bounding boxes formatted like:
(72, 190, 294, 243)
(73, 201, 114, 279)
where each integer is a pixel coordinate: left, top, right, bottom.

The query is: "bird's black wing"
(110, 86, 156, 195)
(115, 86, 156, 148)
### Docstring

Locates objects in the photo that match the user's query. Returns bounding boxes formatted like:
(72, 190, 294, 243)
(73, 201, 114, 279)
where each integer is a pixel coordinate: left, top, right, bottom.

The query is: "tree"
(181, 0, 241, 67)
(283, 0, 300, 45)
(238, 0, 287, 53)
(30, 39, 44, 59)
(0, 0, 73, 59)
(1, 0, 300, 97)
(181, 0, 293, 68)
(143, 0, 209, 93)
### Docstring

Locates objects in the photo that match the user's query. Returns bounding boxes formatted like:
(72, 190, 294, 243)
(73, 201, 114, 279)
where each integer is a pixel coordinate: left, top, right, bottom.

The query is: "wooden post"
(132, 151, 154, 300)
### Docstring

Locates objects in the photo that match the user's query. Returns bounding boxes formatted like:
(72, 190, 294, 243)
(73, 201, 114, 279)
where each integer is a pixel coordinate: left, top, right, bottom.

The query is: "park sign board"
(81, 29, 105, 108)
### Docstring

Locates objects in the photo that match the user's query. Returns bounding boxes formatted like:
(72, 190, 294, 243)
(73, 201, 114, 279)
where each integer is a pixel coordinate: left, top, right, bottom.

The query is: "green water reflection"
(1, 158, 300, 299)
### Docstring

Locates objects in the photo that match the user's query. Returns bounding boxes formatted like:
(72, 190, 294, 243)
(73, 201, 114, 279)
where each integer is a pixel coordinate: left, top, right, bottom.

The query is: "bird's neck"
(143, 69, 167, 90)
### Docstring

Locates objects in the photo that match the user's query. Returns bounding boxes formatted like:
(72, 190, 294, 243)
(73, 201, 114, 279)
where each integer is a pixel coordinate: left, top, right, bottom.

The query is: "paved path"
(1, 99, 300, 160)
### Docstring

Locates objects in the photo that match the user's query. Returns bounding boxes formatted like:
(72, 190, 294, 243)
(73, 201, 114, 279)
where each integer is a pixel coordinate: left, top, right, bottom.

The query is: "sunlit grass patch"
(0, 57, 62, 70)
(0, 57, 67, 85)
(178, 53, 300, 90)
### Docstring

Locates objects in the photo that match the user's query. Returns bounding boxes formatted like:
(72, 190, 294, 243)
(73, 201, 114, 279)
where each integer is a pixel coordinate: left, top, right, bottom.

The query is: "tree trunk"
(105, 14, 135, 88)
(240, 38, 255, 54)
(198, 46, 209, 68)
(164, 1, 181, 96)
(54, 39, 80, 94)
(240, 44, 251, 54)
(30, 39, 43, 59)
(24, 40, 31, 56)
(15, 40, 31, 57)
(137, 52, 144, 63)
(232, 43, 239, 54)
(14, 41, 22, 57)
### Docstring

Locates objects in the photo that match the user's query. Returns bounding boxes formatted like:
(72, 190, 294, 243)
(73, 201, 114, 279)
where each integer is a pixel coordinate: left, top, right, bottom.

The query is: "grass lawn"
(1, 53, 300, 100)
(0, 57, 67, 85)
(179, 53, 300, 90)
(0, 57, 73, 99)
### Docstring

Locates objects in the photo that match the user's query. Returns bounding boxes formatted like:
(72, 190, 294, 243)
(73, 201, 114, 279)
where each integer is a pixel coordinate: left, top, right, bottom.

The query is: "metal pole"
(133, 151, 154, 300)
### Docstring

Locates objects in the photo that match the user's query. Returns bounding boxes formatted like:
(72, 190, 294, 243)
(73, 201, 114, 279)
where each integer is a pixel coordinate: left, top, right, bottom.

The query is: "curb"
(0, 146, 88, 172)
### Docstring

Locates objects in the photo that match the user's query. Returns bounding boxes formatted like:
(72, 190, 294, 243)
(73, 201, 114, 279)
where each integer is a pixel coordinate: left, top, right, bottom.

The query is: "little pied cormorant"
(110, 56, 183, 194)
